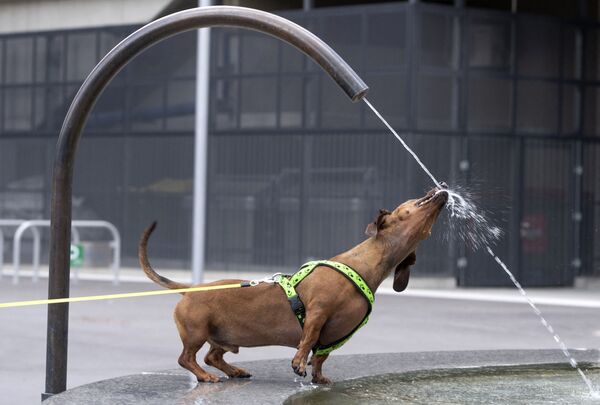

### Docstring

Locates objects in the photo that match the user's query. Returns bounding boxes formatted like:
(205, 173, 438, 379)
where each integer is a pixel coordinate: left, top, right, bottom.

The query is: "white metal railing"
(0, 219, 28, 278)
(0, 219, 81, 280)
(2, 220, 120, 284)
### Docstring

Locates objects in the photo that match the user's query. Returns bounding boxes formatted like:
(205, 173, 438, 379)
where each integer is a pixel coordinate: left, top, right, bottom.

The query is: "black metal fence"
(1, 2, 599, 285)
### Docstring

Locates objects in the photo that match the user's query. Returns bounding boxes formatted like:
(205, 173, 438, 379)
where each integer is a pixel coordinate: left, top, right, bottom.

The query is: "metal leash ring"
(249, 272, 284, 286)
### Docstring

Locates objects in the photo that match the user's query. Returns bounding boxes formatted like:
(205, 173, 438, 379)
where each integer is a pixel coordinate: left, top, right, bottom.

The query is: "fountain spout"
(46, 5, 368, 397)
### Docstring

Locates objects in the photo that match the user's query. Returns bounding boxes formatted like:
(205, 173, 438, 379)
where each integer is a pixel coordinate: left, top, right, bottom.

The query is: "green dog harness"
(277, 260, 375, 356)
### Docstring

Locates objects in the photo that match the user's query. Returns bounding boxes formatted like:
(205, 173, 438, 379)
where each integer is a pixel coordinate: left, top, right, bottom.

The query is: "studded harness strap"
(277, 260, 375, 356)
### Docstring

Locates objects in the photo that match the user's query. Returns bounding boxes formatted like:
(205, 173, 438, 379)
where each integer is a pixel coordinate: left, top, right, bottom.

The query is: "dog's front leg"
(291, 312, 327, 377)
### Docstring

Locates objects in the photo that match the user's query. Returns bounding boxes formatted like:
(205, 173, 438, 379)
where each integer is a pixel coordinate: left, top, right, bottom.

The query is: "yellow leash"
(0, 283, 245, 309)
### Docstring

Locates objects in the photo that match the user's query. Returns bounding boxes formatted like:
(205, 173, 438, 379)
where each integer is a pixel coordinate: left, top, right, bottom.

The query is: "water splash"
(441, 186, 502, 249)
(364, 97, 599, 397)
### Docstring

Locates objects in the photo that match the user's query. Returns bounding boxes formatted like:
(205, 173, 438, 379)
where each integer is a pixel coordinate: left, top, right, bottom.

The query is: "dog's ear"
(393, 251, 416, 292)
(365, 209, 391, 237)
(398, 251, 416, 270)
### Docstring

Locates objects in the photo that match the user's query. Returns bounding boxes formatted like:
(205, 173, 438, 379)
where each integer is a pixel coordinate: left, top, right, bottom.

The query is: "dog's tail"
(139, 222, 191, 291)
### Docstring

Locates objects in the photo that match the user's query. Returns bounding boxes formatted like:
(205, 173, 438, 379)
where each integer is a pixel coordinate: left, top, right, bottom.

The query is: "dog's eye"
(405, 210, 410, 215)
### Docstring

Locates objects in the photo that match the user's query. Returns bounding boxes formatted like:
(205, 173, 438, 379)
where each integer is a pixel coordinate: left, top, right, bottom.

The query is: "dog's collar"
(278, 260, 374, 355)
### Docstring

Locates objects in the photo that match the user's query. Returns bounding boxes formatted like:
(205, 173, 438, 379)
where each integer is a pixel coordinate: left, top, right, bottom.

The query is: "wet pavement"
(0, 277, 599, 404)
(44, 350, 600, 404)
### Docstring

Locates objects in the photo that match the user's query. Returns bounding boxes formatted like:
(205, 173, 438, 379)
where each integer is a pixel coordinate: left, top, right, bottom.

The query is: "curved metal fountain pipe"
(46, 5, 368, 397)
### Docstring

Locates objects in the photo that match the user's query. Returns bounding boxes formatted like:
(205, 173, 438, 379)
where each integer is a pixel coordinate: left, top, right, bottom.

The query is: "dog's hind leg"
(309, 353, 331, 384)
(175, 313, 220, 383)
(204, 345, 252, 379)
(177, 342, 220, 383)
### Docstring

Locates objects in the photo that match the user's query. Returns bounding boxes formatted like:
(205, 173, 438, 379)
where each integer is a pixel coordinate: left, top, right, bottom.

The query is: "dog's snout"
(437, 190, 449, 203)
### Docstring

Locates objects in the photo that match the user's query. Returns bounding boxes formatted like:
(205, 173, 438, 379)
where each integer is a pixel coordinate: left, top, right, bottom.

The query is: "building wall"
(206, 3, 600, 285)
(1, 2, 600, 285)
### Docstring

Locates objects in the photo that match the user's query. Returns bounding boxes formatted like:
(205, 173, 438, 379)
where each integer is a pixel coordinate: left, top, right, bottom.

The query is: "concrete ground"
(0, 273, 599, 405)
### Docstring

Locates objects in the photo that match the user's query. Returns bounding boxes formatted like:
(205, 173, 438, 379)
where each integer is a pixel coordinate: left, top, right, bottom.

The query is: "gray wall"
(1, 2, 599, 285)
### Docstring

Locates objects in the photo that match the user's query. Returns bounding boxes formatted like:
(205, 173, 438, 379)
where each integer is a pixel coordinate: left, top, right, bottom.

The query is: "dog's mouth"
(416, 186, 448, 207)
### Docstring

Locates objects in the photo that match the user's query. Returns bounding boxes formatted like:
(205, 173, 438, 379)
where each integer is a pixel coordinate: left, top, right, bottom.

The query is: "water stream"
(363, 97, 599, 397)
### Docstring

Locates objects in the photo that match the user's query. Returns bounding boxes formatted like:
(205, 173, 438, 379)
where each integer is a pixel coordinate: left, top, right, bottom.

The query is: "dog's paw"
(230, 368, 252, 379)
(312, 375, 332, 385)
(291, 360, 307, 377)
(198, 373, 221, 383)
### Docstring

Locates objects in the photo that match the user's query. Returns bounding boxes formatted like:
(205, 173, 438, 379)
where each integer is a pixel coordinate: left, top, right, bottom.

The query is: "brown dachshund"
(138, 187, 447, 384)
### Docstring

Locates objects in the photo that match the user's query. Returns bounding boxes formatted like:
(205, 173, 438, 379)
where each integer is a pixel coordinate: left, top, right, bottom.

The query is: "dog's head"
(365, 185, 448, 291)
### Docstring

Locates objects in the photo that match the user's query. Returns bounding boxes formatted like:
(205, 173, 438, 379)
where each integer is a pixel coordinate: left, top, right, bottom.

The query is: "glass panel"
(561, 85, 579, 135)
(420, 12, 456, 68)
(562, 26, 581, 80)
(170, 31, 196, 79)
(280, 77, 303, 128)
(88, 85, 125, 131)
(5, 37, 33, 84)
(212, 79, 238, 130)
(130, 85, 165, 131)
(48, 85, 68, 130)
(0, 39, 3, 85)
(366, 11, 406, 70)
(319, 14, 363, 68)
(240, 77, 277, 128)
(582, 144, 600, 276)
(48, 34, 65, 82)
(320, 77, 361, 129)
(584, 86, 600, 136)
(516, 80, 558, 133)
(417, 74, 456, 130)
(364, 72, 408, 129)
(99, 29, 124, 57)
(129, 33, 195, 82)
(468, 19, 510, 70)
(35, 36, 47, 83)
(4, 87, 32, 131)
(241, 33, 279, 74)
(206, 135, 301, 267)
(73, 135, 194, 263)
(166, 80, 195, 131)
(281, 43, 305, 73)
(464, 136, 516, 286)
(467, 76, 512, 132)
(67, 32, 97, 81)
(521, 140, 572, 286)
(517, 19, 560, 78)
(585, 28, 600, 81)
(33, 87, 46, 131)
(303, 76, 319, 128)
(212, 28, 240, 75)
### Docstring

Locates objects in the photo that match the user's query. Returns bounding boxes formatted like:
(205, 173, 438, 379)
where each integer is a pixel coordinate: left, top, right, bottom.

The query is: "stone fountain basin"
(45, 349, 599, 404)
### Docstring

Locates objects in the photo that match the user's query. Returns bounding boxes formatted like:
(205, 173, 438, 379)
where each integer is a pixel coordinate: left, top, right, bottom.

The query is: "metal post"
(192, 0, 212, 285)
(44, 6, 368, 399)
